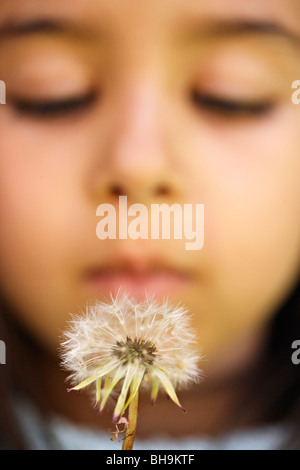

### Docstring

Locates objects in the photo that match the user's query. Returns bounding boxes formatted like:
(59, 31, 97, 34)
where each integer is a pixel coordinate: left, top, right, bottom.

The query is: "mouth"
(83, 258, 192, 301)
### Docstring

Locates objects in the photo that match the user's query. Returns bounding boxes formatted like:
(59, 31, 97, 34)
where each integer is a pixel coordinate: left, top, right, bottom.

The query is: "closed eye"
(191, 91, 274, 118)
(12, 91, 97, 118)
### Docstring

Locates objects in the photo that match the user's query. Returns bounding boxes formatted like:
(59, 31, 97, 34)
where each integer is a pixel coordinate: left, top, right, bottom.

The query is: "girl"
(0, 0, 299, 450)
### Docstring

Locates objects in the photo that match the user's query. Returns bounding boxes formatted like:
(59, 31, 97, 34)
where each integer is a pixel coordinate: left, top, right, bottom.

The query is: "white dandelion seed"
(60, 293, 202, 424)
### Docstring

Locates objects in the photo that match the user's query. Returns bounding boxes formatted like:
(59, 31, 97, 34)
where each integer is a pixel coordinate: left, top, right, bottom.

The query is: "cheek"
(183, 110, 300, 356)
(210, 111, 300, 277)
(187, 108, 300, 256)
(0, 111, 96, 260)
(0, 166, 66, 346)
(0, 136, 72, 264)
(0, 125, 92, 349)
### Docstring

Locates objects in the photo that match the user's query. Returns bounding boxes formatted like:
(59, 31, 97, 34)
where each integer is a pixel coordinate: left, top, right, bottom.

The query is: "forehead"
(0, 0, 299, 33)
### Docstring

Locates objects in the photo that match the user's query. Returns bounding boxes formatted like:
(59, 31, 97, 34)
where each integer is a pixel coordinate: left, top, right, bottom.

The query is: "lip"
(83, 255, 192, 301)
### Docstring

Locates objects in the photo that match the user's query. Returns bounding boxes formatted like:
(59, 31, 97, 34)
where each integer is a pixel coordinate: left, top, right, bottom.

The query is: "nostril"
(155, 185, 170, 197)
(109, 184, 126, 197)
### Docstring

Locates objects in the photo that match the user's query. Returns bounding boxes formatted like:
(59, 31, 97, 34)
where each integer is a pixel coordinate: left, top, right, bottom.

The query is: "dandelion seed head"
(60, 293, 202, 421)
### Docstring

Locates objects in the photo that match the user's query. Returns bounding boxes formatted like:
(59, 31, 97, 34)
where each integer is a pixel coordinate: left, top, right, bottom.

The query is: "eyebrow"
(192, 19, 300, 46)
(0, 18, 83, 39)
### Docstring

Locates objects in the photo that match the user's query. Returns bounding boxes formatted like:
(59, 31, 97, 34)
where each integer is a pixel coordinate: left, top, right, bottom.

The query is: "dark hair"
(258, 278, 300, 448)
(0, 277, 299, 449)
(0, 307, 25, 449)
(233, 277, 300, 449)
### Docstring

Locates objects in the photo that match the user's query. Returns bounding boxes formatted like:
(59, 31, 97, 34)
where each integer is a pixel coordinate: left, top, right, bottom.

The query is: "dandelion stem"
(122, 386, 139, 450)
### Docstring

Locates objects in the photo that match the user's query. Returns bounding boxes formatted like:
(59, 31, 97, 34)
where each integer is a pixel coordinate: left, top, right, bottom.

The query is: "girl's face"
(0, 0, 299, 373)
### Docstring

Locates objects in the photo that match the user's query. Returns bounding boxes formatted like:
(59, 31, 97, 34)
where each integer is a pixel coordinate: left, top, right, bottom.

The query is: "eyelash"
(13, 91, 96, 118)
(191, 91, 274, 118)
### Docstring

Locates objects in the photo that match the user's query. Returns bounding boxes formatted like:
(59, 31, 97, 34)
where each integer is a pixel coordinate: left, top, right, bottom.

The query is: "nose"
(90, 79, 182, 203)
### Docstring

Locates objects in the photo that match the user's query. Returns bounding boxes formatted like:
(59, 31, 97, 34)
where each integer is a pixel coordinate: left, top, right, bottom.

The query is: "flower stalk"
(122, 384, 139, 450)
